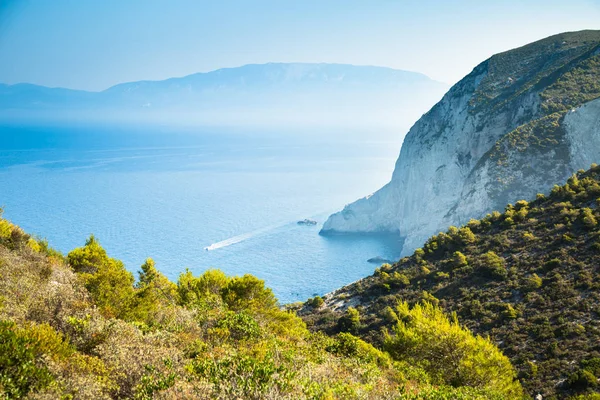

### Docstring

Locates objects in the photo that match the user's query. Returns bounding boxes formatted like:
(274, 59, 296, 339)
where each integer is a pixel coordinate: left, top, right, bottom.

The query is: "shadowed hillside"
(302, 165, 600, 399)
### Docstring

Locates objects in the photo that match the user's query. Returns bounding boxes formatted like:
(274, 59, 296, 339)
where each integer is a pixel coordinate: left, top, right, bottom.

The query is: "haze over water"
(0, 123, 404, 303)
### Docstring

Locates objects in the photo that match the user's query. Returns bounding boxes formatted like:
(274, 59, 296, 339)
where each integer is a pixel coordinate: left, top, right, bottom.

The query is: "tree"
(132, 258, 177, 323)
(337, 307, 361, 334)
(220, 274, 277, 312)
(67, 236, 135, 319)
(0, 321, 54, 398)
(177, 268, 230, 307)
(453, 251, 468, 268)
(384, 302, 522, 398)
(480, 251, 507, 279)
(581, 207, 598, 229)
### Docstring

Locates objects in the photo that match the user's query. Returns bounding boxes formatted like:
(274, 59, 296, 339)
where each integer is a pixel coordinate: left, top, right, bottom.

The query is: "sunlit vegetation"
(303, 166, 600, 398)
(0, 207, 522, 399)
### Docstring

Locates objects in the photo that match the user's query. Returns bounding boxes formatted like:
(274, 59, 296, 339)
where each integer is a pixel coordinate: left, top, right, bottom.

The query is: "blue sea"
(0, 122, 404, 303)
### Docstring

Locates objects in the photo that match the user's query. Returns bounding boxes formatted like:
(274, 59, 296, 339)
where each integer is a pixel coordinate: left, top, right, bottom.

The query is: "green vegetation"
(0, 208, 522, 399)
(459, 32, 600, 214)
(383, 302, 522, 397)
(303, 166, 600, 399)
(468, 30, 600, 114)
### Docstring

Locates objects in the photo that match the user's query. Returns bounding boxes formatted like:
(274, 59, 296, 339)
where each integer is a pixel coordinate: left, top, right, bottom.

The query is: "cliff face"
(322, 30, 600, 254)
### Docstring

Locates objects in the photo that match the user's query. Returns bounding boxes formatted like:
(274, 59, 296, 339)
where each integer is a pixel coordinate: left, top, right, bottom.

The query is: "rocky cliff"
(322, 30, 600, 255)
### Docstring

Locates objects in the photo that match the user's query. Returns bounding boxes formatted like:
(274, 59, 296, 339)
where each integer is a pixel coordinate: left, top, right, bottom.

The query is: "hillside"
(0, 210, 522, 398)
(321, 30, 600, 256)
(0, 63, 447, 128)
(302, 165, 600, 399)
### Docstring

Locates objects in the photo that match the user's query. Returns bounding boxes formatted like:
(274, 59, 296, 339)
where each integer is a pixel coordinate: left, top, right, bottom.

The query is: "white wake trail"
(204, 222, 291, 251)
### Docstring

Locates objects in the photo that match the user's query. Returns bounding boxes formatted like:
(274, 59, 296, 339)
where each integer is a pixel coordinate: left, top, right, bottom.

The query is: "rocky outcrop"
(322, 30, 600, 255)
(565, 97, 600, 169)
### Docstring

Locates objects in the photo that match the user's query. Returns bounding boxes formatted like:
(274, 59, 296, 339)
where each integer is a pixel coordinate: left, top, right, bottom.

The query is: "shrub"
(479, 251, 507, 279)
(568, 369, 597, 390)
(502, 217, 515, 227)
(132, 258, 178, 324)
(0, 321, 55, 398)
(501, 304, 518, 320)
(421, 291, 439, 306)
(523, 274, 543, 291)
(187, 353, 293, 398)
(523, 232, 536, 241)
(221, 274, 278, 312)
(544, 258, 561, 271)
(384, 302, 522, 397)
(415, 248, 425, 261)
(453, 251, 468, 269)
(457, 227, 476, 245)
(389, 271, 410, 287)
(68, 236, 136, 319)
(581, 358, 600, 377)
(419, 265, 431, 276)
(305, 296, 324, 309)
(326, 332, 390, 365)
(436, 271, 450, 280)
(177, 268, 230, 306)
(467, 219, 481, 229)
(515, 200, 529, 209)
(382, 306, 399, 324)
(216, 311, 261, 341)
(134, 359, 177, 400)
(337, 307, 361, 334)
(581, 207, 598, 229)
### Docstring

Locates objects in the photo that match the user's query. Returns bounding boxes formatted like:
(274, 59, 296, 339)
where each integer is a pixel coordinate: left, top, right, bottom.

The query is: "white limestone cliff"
(322, 33, 600, 255)
(565, 98, 600, 170)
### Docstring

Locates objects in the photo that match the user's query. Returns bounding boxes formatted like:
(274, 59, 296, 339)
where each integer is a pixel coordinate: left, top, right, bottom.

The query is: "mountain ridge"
(0, 62, 447, 128)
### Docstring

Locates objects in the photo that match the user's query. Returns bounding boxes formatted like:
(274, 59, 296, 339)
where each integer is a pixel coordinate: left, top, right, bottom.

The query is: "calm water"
(0, 122, 404, 303)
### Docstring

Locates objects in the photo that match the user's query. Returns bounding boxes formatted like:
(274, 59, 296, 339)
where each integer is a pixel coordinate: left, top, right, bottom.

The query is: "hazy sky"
(1, 0, 600, 91)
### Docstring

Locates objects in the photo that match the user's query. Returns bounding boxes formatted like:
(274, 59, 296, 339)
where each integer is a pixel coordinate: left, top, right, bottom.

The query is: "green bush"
(582, 358, 600, 377)
(568, 369, 597, 390)
(337, 307, 361, 334)
(188, 353, 294, 398)
(384, 302, 522, 398)
(177, 268, 230, 306)
(216, 311, 261, 341)
(221, 274, 277, 312)
(134, 359, 177, 400)
(581, 207, 598, 229)
(305, 296, 324, 309)
(326, 332, 390, 365)
(523, 274, 543, 291)
(479, 251, 507, 279)
(453, 251, 468, 268)
(132, 258, 178, 324)
(0, 321, 55, 398)
(67, 236, 136, 319)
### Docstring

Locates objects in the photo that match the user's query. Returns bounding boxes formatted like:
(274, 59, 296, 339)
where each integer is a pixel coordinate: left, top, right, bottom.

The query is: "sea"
(0, 122, 405, 303)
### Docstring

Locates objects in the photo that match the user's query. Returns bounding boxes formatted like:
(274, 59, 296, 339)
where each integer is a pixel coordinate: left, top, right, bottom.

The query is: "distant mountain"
(0, 63, 448, 128)
(322, 30, 600, 253)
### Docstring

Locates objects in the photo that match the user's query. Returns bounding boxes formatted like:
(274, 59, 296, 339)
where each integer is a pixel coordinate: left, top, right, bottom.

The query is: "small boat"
(367, 256, 393, 264)
(297, 219, 318, 226)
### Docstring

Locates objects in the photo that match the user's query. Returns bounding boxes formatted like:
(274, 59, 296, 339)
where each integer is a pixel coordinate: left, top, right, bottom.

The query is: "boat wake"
(204, 222, 290, 251)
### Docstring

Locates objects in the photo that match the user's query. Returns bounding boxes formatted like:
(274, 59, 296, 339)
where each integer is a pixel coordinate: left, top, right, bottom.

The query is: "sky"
(1, 0, 600, 91)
